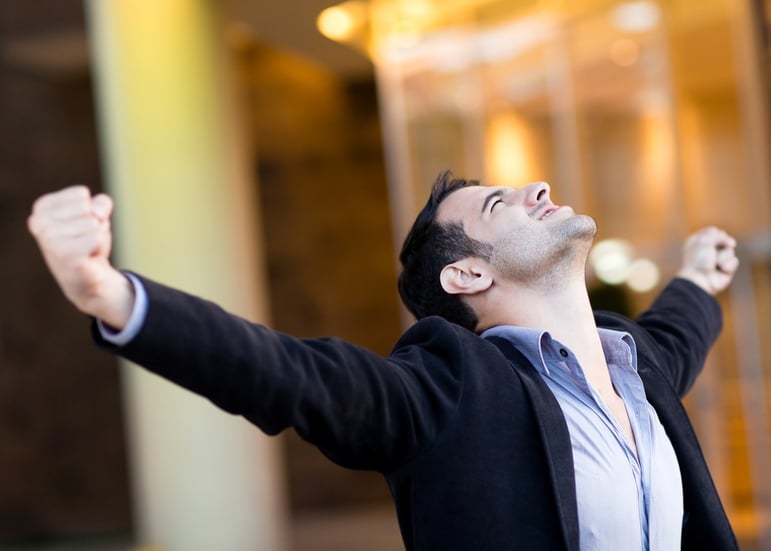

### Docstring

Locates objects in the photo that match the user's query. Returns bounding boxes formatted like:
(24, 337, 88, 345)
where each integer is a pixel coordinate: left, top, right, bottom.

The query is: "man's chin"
(566, 213, 598, 241)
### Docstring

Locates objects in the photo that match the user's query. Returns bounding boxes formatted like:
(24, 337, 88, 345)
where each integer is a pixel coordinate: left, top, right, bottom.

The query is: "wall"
(0, 4, 132, 541)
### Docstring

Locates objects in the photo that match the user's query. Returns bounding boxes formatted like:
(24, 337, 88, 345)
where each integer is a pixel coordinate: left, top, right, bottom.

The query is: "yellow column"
(84, 2, 289, 550)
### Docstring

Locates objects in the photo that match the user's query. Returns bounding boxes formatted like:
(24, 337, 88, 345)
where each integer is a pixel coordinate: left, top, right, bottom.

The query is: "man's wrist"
(96, 272, 148, 346)
(675, 268, 713, 296)
(91, 270, 137, 330)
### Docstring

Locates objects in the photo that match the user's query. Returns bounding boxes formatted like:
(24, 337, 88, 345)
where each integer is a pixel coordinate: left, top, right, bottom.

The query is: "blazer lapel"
(486, 336, 580, 551)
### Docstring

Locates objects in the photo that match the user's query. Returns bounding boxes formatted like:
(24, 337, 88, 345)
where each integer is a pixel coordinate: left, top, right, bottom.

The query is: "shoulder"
(392, 316, 496, 352)
(389, 316, 508, 373)
(394, 315, 480, 343)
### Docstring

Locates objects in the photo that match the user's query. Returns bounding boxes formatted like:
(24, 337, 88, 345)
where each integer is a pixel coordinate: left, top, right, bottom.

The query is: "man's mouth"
(539, 206, 559, 220)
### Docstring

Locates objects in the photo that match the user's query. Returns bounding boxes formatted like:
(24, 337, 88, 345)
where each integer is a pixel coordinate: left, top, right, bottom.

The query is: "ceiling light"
(317, 1, 367, 42)
(610, 1, 661, 33)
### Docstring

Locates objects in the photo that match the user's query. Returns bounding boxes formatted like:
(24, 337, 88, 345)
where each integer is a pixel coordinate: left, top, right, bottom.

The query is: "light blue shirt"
(482, 325, 683, 550)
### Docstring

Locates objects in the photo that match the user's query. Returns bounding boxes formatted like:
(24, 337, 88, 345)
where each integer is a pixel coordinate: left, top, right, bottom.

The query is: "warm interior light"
(627, 258, 660, 292)
(399, 0, 432, 18)
(610, 1, 661, 33)
(318, 5, 356, 41)
(486, 113, 539, 186)
(589, 239, 633, 285)
(317, 2, 368, 43)
(590, 239, 660, 291)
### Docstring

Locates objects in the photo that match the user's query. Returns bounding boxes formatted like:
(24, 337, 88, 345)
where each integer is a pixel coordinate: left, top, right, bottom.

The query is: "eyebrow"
(481, 189, 504, 214)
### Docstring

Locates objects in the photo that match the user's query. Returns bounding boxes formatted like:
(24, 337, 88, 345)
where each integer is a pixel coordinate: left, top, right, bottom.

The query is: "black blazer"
(95, 276, 738, 550)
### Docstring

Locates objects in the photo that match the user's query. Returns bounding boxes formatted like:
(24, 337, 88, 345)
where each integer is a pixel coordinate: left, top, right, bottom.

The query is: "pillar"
(83, 1, 289, 549)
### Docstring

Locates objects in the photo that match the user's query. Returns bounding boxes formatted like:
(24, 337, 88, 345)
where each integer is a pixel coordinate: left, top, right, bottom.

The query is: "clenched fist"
(677, 226, 739, 295)
(27, 186, 135, 329)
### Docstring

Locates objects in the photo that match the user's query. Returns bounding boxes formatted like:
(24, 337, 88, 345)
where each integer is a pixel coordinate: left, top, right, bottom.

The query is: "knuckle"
(27, 214, 39, 235)
(65, 185, 90, 200)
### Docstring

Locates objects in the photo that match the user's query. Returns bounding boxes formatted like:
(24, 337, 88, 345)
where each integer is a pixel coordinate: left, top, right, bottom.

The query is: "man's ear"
(440, 259, 493, 296)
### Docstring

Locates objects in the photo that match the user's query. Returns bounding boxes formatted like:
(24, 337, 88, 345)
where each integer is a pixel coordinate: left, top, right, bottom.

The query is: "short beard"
(490, 214, 597, 288)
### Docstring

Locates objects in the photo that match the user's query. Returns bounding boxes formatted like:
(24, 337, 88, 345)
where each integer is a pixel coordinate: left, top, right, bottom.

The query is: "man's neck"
(476, 276, 614, 393)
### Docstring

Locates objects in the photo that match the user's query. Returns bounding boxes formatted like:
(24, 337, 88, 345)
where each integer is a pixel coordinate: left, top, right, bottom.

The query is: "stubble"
(489, 214, 597, 288)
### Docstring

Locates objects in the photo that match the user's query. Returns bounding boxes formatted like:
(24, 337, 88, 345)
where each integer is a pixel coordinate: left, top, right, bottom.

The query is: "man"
(28, 171, 739, 550)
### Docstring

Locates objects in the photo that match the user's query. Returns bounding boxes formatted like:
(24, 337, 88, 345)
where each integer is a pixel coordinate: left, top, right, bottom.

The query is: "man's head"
(398, 171, 492, 330)
(398, 170, 597, 331)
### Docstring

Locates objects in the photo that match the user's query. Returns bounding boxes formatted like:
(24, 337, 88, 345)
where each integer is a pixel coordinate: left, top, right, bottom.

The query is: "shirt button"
(559, 348, 569, 357)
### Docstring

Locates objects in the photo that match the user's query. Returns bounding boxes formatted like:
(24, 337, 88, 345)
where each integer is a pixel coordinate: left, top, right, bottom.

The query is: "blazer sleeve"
(597, 277, 723, 397)
(92, 275, 466, 472)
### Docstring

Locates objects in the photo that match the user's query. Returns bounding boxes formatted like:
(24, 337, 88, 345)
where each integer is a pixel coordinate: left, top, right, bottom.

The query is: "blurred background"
(0, 0, 769, 549)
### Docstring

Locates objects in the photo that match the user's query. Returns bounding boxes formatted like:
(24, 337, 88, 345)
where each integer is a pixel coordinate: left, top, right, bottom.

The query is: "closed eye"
(491, 199, 503, 211)
(482, 189, 506, 214)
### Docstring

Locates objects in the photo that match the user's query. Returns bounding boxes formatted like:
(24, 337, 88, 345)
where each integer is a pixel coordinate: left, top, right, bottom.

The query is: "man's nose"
(520, 182, 550, 206)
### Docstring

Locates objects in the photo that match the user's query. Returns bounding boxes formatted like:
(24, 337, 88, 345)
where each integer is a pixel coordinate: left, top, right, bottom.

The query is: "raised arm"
(27, 187, 465, 471)
(634, 226, 739, 395)
(27, 186, 135, 329)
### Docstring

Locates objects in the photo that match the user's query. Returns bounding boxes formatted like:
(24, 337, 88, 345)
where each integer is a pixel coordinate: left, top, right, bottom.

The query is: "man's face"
(436, 182, 596, 284)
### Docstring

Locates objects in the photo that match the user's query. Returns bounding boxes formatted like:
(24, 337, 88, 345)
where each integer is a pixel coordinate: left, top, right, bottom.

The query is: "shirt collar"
(482, 325, 637, 374)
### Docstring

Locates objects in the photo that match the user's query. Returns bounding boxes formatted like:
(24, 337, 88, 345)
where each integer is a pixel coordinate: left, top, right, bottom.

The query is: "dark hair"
(398, 170, 493, 331)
